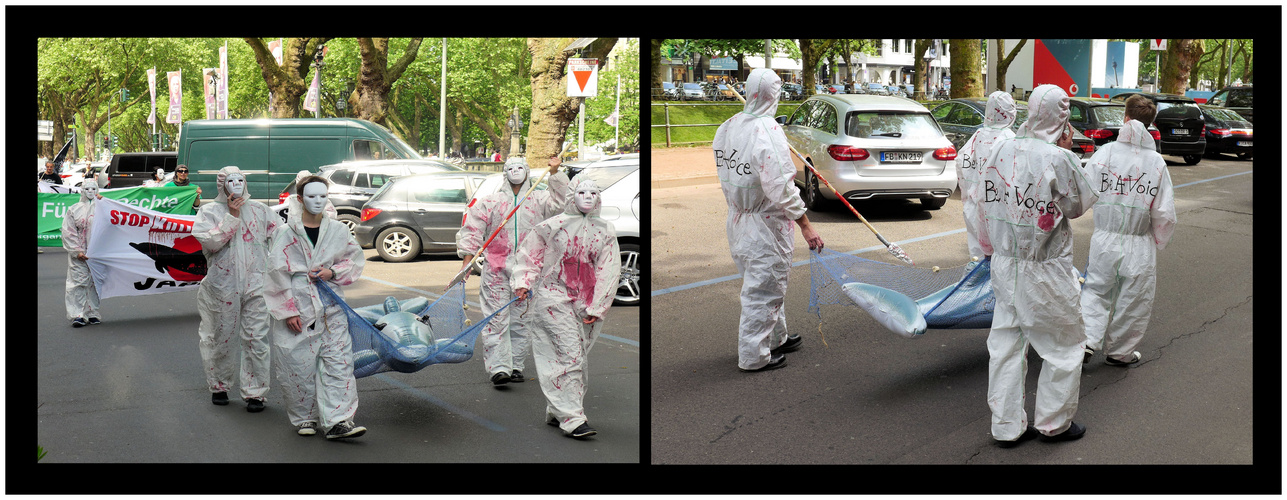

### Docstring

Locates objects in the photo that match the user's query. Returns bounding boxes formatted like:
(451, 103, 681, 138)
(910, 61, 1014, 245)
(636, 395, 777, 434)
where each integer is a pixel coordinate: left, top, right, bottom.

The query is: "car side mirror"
(776, 116, 788, 125)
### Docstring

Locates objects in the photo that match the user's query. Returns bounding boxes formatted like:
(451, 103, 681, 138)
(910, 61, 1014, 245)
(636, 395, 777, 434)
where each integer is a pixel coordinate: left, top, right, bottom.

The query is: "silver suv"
(777, 94, 957, 211)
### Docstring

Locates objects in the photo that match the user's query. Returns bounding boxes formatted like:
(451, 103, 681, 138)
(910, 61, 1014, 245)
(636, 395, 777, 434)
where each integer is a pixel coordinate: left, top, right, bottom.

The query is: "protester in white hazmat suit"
(958, 91, 1017, 260)
(512, 178, 621, 439)
(972, 84, 1099, 445)
(265, 176, 368, 439)
(456, 156, 568, 385)
(192, 166, 280, 411)
(62, 173, 109, 327)
(1079, 102, 1176, 366)
(712, 67, 824, 372)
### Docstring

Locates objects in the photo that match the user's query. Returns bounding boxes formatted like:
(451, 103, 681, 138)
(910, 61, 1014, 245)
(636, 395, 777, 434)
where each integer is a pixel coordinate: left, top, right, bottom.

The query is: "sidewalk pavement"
(650, 146, 718, 189)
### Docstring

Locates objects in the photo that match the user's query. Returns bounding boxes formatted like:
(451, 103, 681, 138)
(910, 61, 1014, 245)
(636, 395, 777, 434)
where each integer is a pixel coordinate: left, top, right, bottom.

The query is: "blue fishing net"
(808, 248, 995, 336)
(314, 281, 518, 378)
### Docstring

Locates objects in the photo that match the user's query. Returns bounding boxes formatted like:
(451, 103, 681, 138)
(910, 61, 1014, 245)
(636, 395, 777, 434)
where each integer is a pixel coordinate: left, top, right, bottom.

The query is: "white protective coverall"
(62, 173, 108, 321)
(511, 178, 621, 434)
(972, 84, 1100, 440)
(192, 166, 280, 401)
(264, 194, 367, 430)
(1080, 119, 1176, 359)
(712, 68, 809, 370)
(456, 158, 568, 379)
(958, 91, 1017, 259)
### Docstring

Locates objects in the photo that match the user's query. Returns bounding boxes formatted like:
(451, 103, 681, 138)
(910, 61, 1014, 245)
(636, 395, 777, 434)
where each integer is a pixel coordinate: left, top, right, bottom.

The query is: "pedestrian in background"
(1079, 95, 1176, 366)
(972, 84, 1098, 446)
(163, 165, 202, 212)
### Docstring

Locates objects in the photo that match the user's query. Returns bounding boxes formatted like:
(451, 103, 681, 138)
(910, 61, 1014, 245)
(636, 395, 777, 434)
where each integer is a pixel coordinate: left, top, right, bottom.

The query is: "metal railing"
(649, 101, 745, 147)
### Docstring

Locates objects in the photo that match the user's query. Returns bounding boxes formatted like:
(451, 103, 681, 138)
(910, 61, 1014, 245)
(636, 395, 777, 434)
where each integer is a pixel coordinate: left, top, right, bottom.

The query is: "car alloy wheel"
(615, 243, 640, 306)
(375, 227, 421, 263)
(337, 214, 361, 238)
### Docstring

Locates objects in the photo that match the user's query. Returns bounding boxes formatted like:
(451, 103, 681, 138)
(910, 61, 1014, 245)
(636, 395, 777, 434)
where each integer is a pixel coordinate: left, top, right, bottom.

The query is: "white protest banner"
(567, 58, 598, 97)
(166, 70, 183, 124)
(87, 197, 206, 299)
(147, 68, 157, 125)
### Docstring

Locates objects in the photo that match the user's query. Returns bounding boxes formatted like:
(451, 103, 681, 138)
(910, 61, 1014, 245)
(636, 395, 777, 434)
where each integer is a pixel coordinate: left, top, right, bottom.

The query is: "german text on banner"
(86, 197, 206, 299)
(38, 186, 200, 247)
(166, 70, 182, 124)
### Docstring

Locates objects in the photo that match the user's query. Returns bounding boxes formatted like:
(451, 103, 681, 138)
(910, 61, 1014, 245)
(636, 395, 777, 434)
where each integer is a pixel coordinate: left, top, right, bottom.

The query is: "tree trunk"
(913, 39, 931, 99)
(526, 38, 617, 166)
(245, 37, 331, 119)
(949, 39, 982, 99)
(994, 39, 1028, 93)
(1161, 39, 1203, 94)
(351, 38, 423, 131)
(650, 38, 664, 97)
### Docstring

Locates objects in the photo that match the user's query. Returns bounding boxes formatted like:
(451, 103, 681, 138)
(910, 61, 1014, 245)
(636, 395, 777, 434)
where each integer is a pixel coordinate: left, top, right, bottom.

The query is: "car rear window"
(1090, 105, 1126, 127)
(846, 112, 943, 140)
(1204, 107, 1244, 122)
(570, 165, 635, 190)
(1227, 90, 1252, 107)
(328, 168, 354, 186)
(1157, 102, 1202, 121)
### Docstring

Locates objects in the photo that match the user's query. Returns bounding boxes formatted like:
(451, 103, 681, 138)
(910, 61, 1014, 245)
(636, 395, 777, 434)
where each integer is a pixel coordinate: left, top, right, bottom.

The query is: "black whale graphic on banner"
(129, 235, 207, 282)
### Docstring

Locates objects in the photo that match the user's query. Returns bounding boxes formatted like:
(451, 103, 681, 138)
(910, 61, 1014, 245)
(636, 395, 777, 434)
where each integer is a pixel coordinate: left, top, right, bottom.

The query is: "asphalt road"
(33, 245, 640, 470)
(650, 151, 1267, 492)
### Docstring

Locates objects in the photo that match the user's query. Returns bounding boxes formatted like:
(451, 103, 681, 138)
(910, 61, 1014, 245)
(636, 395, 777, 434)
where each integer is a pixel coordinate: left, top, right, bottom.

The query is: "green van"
(177, 118, 421, 200)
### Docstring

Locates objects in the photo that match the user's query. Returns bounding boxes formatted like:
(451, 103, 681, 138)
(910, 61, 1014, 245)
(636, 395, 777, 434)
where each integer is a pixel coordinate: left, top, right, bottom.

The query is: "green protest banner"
(38, 186, 200, 247)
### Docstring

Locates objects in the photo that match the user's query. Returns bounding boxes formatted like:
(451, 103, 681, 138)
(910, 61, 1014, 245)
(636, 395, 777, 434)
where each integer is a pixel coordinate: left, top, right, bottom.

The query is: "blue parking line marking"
(374, 373, 507, 432)
(1173, 170, 1251, 189)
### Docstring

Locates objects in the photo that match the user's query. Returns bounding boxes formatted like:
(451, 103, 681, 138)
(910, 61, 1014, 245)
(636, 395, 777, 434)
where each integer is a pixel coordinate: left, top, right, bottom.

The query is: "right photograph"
(648, 37, 1256, 476)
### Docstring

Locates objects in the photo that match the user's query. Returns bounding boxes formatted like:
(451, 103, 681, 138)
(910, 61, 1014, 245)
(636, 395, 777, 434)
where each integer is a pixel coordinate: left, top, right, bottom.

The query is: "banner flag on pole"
(86, 197, 206, 299)
(203, 68, 218, 120)
(38, 186, 201, 247)
(218, 43, 229, 119)
(303, 70, 321, 113)
(147, 68, 157, 125)
(166, 70, 183, 124)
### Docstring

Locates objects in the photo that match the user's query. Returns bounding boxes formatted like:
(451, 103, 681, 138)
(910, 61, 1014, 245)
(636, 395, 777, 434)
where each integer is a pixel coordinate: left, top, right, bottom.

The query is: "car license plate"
(880, 151, 923, 163)
(1171, 129, 1189, 135)
(1236, 141, 1252, 147)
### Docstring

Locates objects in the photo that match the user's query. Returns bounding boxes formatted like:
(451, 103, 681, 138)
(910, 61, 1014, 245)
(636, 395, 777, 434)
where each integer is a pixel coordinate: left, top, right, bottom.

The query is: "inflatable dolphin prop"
(350, 296, 475, 378)
(841, 258, 995, 338)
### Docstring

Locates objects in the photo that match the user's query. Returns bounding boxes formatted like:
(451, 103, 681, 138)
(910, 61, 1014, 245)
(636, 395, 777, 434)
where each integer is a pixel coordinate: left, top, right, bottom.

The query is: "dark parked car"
(104, 152, 178, 188)
(1199, 105, 1253, 160)
(781, 83, 805, 101)
(278, 159, 464, 235)
(1109, 92, 1206, 165)
(1068, 97, 1161, 150)
(1205, 85, 1252, 122)
(355, 171, 492, 262)
(930, 97, 1095, 167)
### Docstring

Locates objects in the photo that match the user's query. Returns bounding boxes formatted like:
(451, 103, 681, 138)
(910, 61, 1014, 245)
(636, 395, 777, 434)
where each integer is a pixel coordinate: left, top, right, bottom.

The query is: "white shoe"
(297, 422, 318, 436)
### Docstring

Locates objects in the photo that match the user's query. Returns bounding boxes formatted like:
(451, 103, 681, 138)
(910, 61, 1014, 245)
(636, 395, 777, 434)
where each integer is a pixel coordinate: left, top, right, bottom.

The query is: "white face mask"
(225, 174, 246, 198)
(81, 184, 100, 199)
(574, 185, 600, 213)
(301, 182, 329, 215)
(504, 162, 529, 185)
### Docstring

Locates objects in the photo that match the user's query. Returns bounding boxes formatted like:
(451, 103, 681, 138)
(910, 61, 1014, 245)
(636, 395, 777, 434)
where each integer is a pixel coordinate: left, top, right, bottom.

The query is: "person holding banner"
(512, 178, 622, 439)
(265, 176, 368, 439)
(455, 156, 568, 386)
(62, 173, 108, 327)
(192, 166, 280, 412)
(163, 165, 202, 212)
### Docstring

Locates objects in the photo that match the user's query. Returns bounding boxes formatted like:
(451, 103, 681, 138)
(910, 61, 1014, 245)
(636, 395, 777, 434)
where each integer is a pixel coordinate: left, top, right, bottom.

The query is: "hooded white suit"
(264, 189, 366, 431)
(1080, 119, 1176, 360)
(62, 173, 108, 321)
(192, 166, 280, 402)
(972, 84, 1099, 440)
(958, 91, 1017, 259)
(712, 68, 809, 371)
(511, 178, 621, 434)
(457, 158, 569, 379)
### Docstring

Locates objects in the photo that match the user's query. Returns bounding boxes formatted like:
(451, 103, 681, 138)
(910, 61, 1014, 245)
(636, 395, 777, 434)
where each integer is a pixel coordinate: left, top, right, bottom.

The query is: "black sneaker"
(297, 422, 318, 436)
(326, 421, 367, 440)
(1041, 421, 1087, 443)
(510, 370, 525, 383)
(771, 335, 803, 356)
(212, 392, 230, 406)
(246, 398, 265, 413)
(740, 353, 787, 372)
(490, 371, 511, 385)
(71, 318, 87, 328)
(569, 423, 597, 439)
(87, 317, 102, 325)
(996, 425, 1040, 448)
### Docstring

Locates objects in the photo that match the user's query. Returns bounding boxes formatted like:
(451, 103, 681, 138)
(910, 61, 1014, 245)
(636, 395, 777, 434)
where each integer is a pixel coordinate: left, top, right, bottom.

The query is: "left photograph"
(34, 35, 640, 471)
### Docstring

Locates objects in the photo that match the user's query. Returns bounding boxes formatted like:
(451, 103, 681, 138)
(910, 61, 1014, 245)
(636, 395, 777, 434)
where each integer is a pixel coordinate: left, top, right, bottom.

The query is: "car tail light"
(1231, 129, 1251, 136)
(1083, 129, 1113, 139)
(360, 207, 382, 222)
(828, 145, 869, 161)
(933, 146, 957, 161)
(1079, 142, 1095, 155)
(61, 174, 72, 178)
(1209, 128, 1231, 138)
(1149, 130, 1161, 141)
